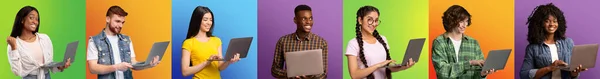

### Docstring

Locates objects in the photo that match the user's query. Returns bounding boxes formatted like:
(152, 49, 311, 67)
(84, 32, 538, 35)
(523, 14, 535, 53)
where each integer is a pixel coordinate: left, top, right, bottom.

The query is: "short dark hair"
(10, 6, 39, 37)
(185, 6, 215, 39)
(442, 5, 471, 32)
(106, 5, 128, 16)
(294, 4, 312, 16)
(526, 3, 567, 44)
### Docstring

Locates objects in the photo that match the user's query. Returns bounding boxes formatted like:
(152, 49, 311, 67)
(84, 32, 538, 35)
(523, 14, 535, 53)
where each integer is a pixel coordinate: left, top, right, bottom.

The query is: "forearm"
(88, 62, 117, 74)
(182, 61, 210, 76)
(534, 67, 552, 79)
(218, 61, 231, 71)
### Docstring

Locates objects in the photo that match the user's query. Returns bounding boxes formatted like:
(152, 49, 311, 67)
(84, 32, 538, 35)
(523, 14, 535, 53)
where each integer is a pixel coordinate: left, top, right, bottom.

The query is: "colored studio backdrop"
(343, 0, 429, 79)
(171, 0, 258, 79)
(514, 0, 600, 79)
(428, 0, 515, 79)
(0, 0, 87, 79)
(257, 0, 343, 79)
(85, 0, 172, 79)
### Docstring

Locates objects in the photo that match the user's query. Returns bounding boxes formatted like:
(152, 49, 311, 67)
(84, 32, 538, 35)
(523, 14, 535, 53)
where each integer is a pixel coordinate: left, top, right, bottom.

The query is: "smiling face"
(294, 10, 313, 33)
(359, 11, 379, 34)
(453, 18, 469, 34)
(200, 13, 213, 33)
(106, 14, 126, 34)
(544, 15, 558, 34)
(22, 10, 39, 32)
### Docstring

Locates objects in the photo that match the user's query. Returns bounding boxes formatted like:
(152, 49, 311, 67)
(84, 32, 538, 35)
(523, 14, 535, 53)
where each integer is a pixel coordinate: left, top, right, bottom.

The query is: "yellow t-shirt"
(182, 37, 222, 79)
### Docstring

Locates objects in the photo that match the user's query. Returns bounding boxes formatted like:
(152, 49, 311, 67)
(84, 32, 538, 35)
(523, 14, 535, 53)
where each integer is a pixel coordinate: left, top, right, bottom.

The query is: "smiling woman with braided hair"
(345, 5, 415, 79)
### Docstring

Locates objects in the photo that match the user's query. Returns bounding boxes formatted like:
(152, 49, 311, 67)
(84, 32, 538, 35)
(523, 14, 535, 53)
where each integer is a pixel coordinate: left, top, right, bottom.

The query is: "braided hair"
(355, 5, 392, 79)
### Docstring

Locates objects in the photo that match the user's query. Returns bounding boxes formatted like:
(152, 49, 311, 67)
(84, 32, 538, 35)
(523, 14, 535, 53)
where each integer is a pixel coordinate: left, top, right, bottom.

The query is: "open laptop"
(43, 41, 79, 68)
(210, 37, 253, 61)
(132, 41, 170, 68)
(387, 38, 426, 67)
(482, 49, 512, 71)
(285, 49, 324, 77)
(562, 44, 598, 71)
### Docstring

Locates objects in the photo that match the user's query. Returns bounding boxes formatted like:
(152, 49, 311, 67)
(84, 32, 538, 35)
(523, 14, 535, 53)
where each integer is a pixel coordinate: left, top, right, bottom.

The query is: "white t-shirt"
(87, 35, 136, 79)
(21, 37, 44, 65)
(450, 37, 462, 61)
(546, 43, 561, 79)
(345, 36, 389, 79)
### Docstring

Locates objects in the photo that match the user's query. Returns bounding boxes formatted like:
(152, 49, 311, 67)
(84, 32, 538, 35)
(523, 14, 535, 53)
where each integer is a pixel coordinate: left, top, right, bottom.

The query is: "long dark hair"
(10, 6, 39, 37)
(526, 3, 567, 44)
(355, 5, 392, 79)
(186, 6, 215, 39)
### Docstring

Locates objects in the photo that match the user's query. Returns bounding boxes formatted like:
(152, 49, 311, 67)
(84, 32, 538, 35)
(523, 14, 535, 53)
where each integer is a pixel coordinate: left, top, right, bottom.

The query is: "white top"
(7, 33, 60, 79)
(345, 36, 389, 79)
(546, 43, 561, 79)
(22, 37, 44, 65)
(450, 37, 462, 61)
(87, 35, 135, 79)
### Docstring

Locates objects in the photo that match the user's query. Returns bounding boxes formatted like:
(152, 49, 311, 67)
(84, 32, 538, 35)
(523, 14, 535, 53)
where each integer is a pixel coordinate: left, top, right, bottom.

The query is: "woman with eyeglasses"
(345, 5, 415, 79)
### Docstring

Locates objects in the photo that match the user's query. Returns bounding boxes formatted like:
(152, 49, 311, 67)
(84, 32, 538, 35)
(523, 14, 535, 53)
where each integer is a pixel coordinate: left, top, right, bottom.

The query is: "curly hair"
(355, 5, 392, 79)
(442, 5, 471, 32)
(526, 3, 567, 44)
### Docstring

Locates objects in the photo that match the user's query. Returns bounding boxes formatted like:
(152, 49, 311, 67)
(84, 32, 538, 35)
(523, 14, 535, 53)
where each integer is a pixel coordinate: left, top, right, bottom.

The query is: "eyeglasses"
(366, 17, 380, 25)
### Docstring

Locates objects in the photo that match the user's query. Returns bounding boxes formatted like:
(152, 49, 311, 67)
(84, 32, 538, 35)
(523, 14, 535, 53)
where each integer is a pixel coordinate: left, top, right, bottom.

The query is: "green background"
(0, 0, 86, 78)
(342, 0, 429, 78)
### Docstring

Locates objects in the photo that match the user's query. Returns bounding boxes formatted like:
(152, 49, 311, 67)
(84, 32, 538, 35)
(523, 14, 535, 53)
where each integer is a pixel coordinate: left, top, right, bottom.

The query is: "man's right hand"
(469, 60, 485, 66)
(113, 62, 133, 71)
(7, 36, 17, 50)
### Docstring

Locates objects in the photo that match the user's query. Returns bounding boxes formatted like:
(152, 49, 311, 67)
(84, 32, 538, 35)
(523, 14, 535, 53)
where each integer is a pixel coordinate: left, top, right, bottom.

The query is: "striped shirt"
(432, 33, 485, 79)
(271, 32, 328, 79)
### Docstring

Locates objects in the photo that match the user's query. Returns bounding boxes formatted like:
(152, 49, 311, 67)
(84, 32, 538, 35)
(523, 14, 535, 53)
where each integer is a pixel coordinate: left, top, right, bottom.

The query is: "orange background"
(428, 0, 514, 79)
(85, 0, 172, 79)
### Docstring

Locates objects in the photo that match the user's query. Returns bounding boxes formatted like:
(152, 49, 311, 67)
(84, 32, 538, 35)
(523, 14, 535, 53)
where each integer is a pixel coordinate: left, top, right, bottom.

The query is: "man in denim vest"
(86, 5, 159, 79)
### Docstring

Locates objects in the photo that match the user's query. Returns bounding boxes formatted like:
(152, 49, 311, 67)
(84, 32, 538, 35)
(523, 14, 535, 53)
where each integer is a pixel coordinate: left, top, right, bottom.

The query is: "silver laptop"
(562, 44, 598, 71)
(210, 37, 253, 61)
(132, 41, 170, 68)
(285, 49, 324, 77)
(482, 49, 512, 71)
(43, 41, 79, 68)
(387, 38, 426, 67)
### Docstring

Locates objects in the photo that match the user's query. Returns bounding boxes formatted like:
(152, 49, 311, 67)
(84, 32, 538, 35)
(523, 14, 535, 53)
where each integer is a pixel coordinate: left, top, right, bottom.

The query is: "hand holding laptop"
(570, 65, 589, 76)
(388, 58, 416, 70)
(57, 58, 72, 71)
(470, 60, 485, 66)
(207, 53, 240, 63)
(113, 62, 133, 71)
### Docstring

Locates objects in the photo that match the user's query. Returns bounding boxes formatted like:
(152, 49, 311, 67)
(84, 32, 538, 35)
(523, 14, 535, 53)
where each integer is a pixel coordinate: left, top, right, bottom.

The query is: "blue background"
(171, 0, 258, 79)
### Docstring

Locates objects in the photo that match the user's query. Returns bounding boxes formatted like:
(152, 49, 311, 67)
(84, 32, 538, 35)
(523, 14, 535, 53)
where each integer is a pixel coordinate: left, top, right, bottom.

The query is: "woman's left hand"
(58, 58, 71, 71)
(391, 58, 415, 70)
(228, 53, 241, 63)
(570, 64, 588, 77)
(151, 56, 161, 67)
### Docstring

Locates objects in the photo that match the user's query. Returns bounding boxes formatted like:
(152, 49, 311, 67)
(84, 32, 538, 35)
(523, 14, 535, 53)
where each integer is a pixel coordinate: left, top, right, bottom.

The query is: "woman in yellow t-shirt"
(180, 6, 240, 79)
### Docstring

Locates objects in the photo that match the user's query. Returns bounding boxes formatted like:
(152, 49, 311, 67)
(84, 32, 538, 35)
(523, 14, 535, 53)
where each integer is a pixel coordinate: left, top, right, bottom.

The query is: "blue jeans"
(23, 71, 50, 79)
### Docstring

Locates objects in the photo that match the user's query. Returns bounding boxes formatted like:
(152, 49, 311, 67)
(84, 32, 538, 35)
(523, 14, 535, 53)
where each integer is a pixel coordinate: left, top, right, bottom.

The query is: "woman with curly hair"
(519, 3, 587, 79)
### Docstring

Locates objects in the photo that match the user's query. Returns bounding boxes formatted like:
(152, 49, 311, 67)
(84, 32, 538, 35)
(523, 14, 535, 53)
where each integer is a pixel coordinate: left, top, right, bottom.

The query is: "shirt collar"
(293, 32, 313, 41)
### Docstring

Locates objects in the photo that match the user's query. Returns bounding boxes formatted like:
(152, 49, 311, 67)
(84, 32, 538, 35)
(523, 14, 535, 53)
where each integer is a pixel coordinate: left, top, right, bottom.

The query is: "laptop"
(482, 49, 512, 71)
(562, 44, 598, 71)
(43, 41, 79, 68)
(285, 49, 324, 77)
(132, 41, 170, 68)
(210, 37, 253, 61)
(387, 38, 426, 67)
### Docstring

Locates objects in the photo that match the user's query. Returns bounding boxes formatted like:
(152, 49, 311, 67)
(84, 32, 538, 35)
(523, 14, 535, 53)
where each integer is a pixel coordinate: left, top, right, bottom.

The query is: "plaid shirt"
(432, 33, 485, 79)
(271, 32, 328, 79)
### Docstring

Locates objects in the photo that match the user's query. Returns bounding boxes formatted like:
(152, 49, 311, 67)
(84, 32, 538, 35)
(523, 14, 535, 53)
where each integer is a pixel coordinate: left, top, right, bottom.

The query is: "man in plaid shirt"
(270, 4, 328, 79)
(432, 5, 496, 79)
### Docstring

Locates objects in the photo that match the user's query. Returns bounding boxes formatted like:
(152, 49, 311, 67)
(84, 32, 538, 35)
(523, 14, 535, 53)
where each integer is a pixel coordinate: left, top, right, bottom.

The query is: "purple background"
(257, 0, 343, 79)
(515, 0, 600, 79)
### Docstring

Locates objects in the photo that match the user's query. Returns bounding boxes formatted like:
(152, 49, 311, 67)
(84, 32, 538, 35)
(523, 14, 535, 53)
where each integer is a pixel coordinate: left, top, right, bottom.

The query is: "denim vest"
(91, 30, 134, 79)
